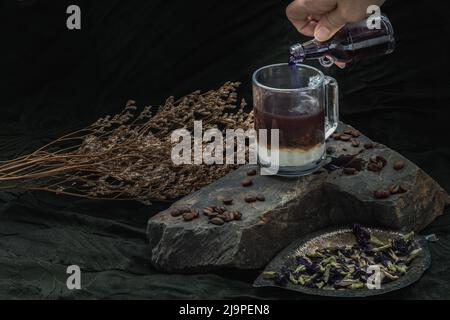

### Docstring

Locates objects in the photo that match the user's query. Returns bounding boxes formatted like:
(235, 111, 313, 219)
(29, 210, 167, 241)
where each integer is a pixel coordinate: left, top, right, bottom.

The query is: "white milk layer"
(258, 143, 325, 167)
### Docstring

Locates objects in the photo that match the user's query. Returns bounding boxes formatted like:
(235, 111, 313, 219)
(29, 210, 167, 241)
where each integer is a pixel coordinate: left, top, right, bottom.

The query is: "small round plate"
(253, 227, 431, 298)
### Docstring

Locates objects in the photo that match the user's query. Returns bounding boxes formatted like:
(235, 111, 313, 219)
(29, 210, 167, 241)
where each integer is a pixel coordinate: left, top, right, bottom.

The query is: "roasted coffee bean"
(326, 146, 335, 154)
(344, 129, 352, 135)
(222, 211, 235, 222)
(210, 217, 224, 226)
(256, 194, 266, 201)
(389, 185, 400, 194)
(241, 178, 253, 187)
(393, 160, 405, 170)
(206, 211, 218, 218)
(340, 134, 351, 141)
(222, 198, 233, 205)
(170, 209, 183, 217)
(351, 139, 360, 147)
(217, 206, 227, 213)
(367, 162, 382, 172)
(246, 169, 257, 176)
(351, 130, 361, 138)
(399, 185, 408, 193)
(183, 210, 198, 221)
(244, 195, 257, 203)
(170, 206, 190, 217)
(364, 142, 374, 149)
(191, 208, 199, 217)
(332, 133, 342, 140)
(203, 207, 214, 216)
(343, 167, 357, 175)
(374, 189, 390, 199)
(233, 211, 242, 220)
(376, 156, 387, 167)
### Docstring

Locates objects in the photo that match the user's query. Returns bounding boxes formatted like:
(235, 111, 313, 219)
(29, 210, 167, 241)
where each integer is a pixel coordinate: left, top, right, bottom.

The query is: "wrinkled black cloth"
(1, 0, 449, 299)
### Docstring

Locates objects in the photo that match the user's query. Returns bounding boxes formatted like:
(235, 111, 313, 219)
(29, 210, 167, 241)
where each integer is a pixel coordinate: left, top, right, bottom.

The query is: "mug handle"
(324, 76, 339, 139)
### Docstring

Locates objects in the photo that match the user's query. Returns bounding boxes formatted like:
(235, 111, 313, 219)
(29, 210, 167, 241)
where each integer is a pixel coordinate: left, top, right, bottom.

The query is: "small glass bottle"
(289, 14, 395, 67)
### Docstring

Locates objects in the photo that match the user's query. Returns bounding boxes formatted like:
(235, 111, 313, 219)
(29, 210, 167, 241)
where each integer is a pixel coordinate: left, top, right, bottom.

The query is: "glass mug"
(252, 63, 339, 176)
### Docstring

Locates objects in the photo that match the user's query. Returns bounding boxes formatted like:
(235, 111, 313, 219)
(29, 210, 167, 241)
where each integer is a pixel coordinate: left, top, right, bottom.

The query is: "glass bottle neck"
(290, 40, 332, 63)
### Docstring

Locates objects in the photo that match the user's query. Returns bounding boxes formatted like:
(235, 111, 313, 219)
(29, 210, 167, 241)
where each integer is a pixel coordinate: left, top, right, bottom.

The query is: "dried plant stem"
(0, 82, 253, 205)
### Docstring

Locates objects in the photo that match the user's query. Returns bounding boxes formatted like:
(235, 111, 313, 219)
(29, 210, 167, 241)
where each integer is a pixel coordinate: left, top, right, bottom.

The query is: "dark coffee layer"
(254, 95, 325, 150)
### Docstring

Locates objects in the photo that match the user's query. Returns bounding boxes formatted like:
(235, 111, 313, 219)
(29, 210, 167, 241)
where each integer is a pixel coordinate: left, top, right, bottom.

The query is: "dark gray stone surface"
(147, 123, 448, 272)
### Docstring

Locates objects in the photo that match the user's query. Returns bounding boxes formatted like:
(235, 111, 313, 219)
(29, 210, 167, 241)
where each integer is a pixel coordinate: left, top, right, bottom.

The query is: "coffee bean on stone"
(393, 160, 405, 170)
(399, 185, 408, 193)
(344, 129, 352, 135)
(183, 210, 198, 221)
(233, 211, 242, 220)
(374, 189, 390, 199)
(364, 142, 374, 149)
(367, 162, 382, 172)
(389, 185, 400, 194)
(351, 130, 361, 138)
(376, 156, 387, 167)
(332, 133, 342, 140)
(246, 169, 257, 176)
(217, 206, 227, 213)
(244, 195, 257, 203)
(256, 194, 266, 201)
(351, 139, 360, 147)
(222, 198, 233, 205)
(210, 217, 224, 226)
(343, 167, 357, 175)
(203, 207, 213, 216)
(222, 211, 235, 222)
(241, 178, 253, 187)
(170, 209, 181, 217)
(340, 134, 351, 141)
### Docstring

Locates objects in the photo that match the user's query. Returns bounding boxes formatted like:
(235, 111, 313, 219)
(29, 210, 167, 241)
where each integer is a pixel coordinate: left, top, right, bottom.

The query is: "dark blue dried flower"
(392, 238, 410, 254)
(352, 224, 371, 248)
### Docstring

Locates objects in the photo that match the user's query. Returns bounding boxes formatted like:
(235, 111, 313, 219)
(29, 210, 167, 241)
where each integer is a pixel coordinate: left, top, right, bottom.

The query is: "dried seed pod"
(393, 160, 405, 170)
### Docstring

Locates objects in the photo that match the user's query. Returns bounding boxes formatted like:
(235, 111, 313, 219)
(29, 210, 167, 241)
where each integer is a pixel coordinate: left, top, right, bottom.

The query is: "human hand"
(286, 0, 385, 67)
(286, 0, 385, 41)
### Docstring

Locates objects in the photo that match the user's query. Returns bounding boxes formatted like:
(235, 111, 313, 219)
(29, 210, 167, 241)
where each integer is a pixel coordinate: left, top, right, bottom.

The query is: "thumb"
(314, 9, 346, 42)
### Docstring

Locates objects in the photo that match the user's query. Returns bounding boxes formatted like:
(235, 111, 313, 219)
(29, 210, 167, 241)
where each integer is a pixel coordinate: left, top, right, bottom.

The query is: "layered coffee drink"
(254, 93, 325, 169)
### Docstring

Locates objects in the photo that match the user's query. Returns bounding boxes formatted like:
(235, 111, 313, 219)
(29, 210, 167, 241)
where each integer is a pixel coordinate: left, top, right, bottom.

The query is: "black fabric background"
(0, 0, 449, 299)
